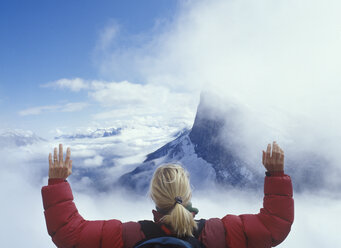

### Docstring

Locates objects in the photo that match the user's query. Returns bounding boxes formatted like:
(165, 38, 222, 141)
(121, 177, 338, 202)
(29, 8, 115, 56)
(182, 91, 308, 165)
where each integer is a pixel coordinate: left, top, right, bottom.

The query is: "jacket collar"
(152, 209, 164, 223)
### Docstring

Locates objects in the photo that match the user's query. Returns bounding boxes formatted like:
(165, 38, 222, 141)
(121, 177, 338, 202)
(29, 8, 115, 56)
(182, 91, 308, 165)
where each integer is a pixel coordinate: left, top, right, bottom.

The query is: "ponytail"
(161, 201, 197, 237)
(150, 164, 197, 237)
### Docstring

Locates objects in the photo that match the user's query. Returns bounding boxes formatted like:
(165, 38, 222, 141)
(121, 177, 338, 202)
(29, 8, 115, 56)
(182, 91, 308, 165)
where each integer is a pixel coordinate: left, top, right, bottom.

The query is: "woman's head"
(150, 164, 197, 237)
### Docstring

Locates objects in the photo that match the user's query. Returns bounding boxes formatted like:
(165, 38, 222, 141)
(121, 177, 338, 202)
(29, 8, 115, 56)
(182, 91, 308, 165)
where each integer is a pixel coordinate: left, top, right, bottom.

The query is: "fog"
(1, 134, 341, 247)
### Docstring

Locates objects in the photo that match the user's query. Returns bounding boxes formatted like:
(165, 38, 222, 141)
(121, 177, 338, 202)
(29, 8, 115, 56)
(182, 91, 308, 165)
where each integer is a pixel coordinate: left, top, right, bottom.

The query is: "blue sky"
(0, 0, 178, 82)
(0, 0, 180, 135)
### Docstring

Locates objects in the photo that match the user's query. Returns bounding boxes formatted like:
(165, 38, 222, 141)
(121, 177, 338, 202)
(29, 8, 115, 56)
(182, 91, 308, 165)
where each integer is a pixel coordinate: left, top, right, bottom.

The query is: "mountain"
(0, 129, 45, 147)
(188, 93, 259, 186)
(119, 93, 261, 192)
(119, 92, 334, 194)
(55, 127, 122, 140)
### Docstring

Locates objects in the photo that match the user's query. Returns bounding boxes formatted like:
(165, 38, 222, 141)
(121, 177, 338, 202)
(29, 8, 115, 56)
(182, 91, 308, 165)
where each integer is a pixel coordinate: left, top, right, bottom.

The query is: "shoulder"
(199, 218, 226, 248)
(122, 221, 145, 248)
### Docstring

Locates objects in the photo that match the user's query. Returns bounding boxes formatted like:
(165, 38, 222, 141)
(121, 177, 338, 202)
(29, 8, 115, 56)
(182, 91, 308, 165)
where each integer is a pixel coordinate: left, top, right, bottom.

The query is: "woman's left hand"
(48, 144, 72, 179)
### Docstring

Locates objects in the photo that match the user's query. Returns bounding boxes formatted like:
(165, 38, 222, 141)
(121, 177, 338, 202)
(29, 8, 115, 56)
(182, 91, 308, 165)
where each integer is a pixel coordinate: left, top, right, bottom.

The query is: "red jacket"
(41, 172, 294, 248)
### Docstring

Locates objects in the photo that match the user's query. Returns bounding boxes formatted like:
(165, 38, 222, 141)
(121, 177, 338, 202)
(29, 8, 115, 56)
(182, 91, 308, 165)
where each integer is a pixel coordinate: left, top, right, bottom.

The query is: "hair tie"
(174, 196, 183, 205)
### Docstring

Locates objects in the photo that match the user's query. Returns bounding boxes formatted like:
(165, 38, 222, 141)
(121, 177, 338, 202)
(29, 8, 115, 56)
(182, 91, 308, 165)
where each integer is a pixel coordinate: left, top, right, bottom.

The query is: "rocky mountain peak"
(119, 92, 260, 192)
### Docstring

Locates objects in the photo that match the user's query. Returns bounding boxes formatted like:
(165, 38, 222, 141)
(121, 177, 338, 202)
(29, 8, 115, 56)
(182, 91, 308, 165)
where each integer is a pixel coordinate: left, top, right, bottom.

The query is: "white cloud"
(83, 155, 104, 167)
(89, 81, 154, 106)
(96, 0, 341, 93)
(62, 102, 89, 112)
(91, 0, 341, 179)
(96, 21, 120, 51)
(0, 170, 56, 247)
(88, 80, 197, 123)
(18, 102, 88, 116)
(18, 105, 60, 116)
(42, 78, 89, 92)
(37, 78, 197, 131)
(71, 148, 97, 158)
(1, 126, 341, 247)
(38, 77, 197, 126)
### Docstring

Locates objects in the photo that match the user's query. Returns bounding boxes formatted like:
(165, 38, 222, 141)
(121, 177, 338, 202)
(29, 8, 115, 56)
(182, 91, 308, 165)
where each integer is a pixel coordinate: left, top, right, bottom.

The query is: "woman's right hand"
(262, 141, 284, 172)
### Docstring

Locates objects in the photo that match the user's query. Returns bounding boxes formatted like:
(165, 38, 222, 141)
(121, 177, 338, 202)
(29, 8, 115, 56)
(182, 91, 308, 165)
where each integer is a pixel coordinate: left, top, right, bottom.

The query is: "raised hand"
(262, 141, 284, 172)
(48, 144, 72, 179)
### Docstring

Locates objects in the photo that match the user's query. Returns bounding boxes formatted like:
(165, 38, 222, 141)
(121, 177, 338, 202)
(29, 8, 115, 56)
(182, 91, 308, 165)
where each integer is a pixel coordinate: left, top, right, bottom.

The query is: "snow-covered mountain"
(55, 127, 122, 140)
(119, 93, 261, 193)
(119, 129, 217, 192)
(0, 129, 45, 147)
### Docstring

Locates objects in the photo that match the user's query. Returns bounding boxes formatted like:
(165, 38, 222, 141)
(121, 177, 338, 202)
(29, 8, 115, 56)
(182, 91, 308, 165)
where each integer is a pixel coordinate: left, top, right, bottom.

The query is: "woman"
(42, 142, 294, 247)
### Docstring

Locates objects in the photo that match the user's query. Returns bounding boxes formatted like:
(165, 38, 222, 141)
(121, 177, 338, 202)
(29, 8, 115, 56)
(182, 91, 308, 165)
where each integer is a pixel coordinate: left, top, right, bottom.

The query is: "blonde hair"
(150, 164, 197, 237)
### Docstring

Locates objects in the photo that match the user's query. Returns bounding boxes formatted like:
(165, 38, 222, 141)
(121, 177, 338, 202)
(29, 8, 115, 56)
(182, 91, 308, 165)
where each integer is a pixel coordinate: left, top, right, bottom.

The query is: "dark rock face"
(189, 116, 245, 185)
(188, 93, 259, 187)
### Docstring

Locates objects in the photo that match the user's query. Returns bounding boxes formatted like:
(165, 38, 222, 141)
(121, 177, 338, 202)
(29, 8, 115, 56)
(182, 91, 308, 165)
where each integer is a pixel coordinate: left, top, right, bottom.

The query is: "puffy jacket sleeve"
(41, 181, 124, 248)
(221, 173, 294, 248)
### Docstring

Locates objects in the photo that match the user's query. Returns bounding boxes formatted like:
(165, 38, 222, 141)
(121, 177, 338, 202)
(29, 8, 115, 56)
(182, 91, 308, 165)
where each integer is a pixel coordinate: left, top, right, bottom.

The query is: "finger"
(272, 141, 277, 157)
(274, 141, 280, 153)
(262, 150, 265, 165)
(49, 153, 52, 168)
(59, 144, 63, 164)
(280, 148, 285, 160)
(277, 143, 282, 160)
(53, 147, 58, 165)
(266, 143, 271, 159)
(276, 142, 282, 158)
(274, 141, 280, 159)
(65, 147, 71, 165)
(280, 147, 284, 155)
(69, 160, 73, 174)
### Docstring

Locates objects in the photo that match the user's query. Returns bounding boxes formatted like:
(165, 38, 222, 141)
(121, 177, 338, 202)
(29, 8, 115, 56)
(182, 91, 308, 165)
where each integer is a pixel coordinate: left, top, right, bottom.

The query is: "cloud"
(96, 21, 120, 51)
(37, 78, 197, 130)
(89, 81, 154, 106)
(96, 0, 341, 92)
(88, 81, 197, 122)
(42, 78, 89, 92)
(91, 0, 341, 182)
(83, 155, 104, 167)
(0, 170, 56, 247)
(92, 0, 341, 119)
(1, 124, 340, 247)
(18, 105, 60, 116)
(62, 102, 89, 112)
(18, 102, 89, 116)
(71, 148, 97, 158)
